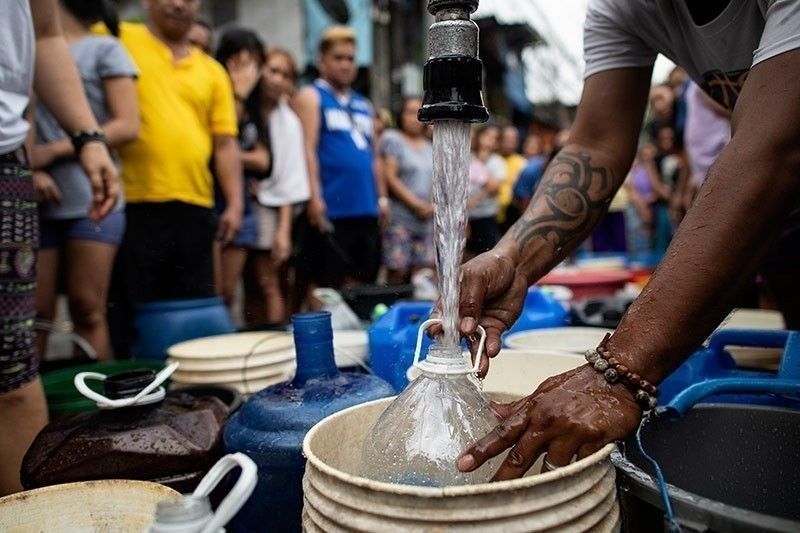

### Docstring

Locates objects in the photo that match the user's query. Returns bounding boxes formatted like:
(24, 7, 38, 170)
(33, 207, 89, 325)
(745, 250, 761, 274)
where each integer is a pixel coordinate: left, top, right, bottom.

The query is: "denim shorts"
(39, 210, 126, 249)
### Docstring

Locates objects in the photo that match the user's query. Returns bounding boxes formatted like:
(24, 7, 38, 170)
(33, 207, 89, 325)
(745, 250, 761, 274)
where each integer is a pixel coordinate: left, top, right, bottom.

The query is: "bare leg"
(212, 241, 222, 297)
(219, 246, 248, 309)
(65, 240, 118, 360)
(253, 251, 286, 324)
(0, 379, 47, 495)
(34, 248, 59, 360)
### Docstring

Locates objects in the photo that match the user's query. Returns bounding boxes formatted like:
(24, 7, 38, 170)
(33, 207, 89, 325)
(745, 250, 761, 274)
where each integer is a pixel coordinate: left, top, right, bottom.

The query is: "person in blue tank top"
(292, 26, 389, 293)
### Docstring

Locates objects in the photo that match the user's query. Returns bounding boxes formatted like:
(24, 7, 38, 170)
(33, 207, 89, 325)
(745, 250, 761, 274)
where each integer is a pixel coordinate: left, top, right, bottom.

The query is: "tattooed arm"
(457, 68, 651, 366)
(456, 53, 800, 482)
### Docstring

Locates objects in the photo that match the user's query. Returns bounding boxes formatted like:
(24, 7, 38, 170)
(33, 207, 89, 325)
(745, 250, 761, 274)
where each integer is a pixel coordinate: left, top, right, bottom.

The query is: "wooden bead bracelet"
(583, 333, 659, 410)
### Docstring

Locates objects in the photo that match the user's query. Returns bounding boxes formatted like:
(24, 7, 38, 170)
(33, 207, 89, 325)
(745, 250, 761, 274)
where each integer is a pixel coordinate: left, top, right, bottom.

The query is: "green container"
(43, 360, 166, 418)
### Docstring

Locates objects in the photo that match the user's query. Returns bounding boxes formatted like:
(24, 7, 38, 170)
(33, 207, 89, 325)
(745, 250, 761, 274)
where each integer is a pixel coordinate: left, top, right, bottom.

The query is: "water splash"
(432, 121, 471, 351)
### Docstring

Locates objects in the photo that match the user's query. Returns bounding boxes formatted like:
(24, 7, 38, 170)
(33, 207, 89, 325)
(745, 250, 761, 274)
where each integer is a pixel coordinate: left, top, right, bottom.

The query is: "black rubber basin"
(614, 404, 800, 532)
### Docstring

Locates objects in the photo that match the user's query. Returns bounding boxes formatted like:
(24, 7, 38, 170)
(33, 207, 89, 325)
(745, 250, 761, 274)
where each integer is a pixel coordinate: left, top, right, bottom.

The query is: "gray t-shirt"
(380, 129, 434, 234)
(0, 0, 35, 153)
(584, 0, 800, 110)
(35, 35, 137, 219)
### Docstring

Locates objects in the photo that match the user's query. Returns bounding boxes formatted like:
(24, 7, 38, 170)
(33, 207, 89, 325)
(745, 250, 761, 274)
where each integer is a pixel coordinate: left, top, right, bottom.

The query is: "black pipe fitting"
(419, 56, 488, 123)
(427, 0, 479, 14)
(418, 0, 488, 123)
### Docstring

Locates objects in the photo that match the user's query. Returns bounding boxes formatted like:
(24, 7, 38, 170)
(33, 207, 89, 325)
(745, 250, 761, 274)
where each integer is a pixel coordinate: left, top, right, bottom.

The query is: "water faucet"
(418, 0, 489, 123)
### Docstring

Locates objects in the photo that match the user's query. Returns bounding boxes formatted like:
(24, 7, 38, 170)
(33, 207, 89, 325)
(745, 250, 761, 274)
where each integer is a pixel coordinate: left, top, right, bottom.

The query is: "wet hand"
(431, 249, 528, 376)
(458, 365, 642, 480)
(32, 170, 62, 205)
(217, 205, 243, 245)
(78, 142, 119, 222)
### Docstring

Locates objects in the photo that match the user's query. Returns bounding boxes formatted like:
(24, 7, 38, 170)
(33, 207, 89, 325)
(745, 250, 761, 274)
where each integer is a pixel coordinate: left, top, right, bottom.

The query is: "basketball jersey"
(313, 79, 378, 219)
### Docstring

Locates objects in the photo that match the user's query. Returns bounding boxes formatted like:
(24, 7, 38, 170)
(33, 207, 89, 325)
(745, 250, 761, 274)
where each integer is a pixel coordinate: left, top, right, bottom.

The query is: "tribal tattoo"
(511, 150, 617, 254)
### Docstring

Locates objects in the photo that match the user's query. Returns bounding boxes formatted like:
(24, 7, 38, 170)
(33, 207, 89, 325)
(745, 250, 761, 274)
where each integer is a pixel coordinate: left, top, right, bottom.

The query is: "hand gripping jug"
(361, 319, 501, 486)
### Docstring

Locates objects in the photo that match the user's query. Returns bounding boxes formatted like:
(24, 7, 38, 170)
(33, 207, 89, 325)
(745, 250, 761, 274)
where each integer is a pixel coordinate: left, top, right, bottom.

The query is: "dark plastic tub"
(614, 404, 800, 532)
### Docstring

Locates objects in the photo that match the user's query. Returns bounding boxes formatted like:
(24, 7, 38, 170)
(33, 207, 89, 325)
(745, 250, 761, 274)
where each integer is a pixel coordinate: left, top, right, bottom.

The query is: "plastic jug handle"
(707, 328, 788, 353)
(193, 453, 258, 533)
(663, 377, 800, 418)
(413, 318, 487, 374)
(73, 362, 179, 409)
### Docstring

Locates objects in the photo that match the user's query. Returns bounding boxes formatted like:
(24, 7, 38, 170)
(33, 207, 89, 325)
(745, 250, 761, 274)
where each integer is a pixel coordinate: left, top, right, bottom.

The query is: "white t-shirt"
(584, 0, 800, 109)
(0, 0, 35, 153)
(257, 99, 311, 207)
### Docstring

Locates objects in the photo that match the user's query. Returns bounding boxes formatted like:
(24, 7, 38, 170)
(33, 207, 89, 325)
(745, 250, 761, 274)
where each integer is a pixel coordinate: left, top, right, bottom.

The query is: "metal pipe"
(418, 0, 489, 123)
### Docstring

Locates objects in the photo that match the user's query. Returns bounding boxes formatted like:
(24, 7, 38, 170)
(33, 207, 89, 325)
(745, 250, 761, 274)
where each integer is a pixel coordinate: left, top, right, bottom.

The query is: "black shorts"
(294, 215, 380, 287)
(122, 201, 217, 301)
(466, 216, 501, 255)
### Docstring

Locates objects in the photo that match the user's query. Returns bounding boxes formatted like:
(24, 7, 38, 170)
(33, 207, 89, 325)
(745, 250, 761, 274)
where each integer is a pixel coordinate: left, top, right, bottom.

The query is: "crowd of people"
(0, 0, 755, 496)
(20, 0, 739, 365)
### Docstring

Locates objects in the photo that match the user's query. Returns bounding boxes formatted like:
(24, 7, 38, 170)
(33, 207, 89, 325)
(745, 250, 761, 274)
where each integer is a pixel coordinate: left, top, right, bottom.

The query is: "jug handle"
(193, 453, 258, 533)
(73, 362, 179, 409)
(413, 318, 487, 374)
(707, 328, 788, 354)
(663, 377, 800, 418)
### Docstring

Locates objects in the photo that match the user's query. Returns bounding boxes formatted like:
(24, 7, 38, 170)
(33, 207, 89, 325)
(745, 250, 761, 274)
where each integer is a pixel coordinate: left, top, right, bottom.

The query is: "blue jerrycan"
(223, 311, 394, 532)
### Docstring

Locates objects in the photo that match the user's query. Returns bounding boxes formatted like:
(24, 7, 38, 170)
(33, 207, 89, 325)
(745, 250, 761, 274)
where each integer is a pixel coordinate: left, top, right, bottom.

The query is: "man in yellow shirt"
(109, 0, 242, 353)
(496, 125, 527, 230)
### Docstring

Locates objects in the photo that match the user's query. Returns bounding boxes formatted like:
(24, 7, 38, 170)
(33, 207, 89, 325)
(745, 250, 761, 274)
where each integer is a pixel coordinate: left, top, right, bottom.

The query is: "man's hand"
(432, 250, 528, 376)
(217, 206, 242, 245)
(32, 170, 62, 204)
(458, 365, 641, 480)
(78, 142, 119, 221)
(307, 195, 327, 230)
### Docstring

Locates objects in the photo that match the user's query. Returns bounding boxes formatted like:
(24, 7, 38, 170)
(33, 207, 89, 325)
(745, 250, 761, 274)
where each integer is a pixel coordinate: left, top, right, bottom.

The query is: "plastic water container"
(368, 301, 434, 391)
(505, 287, 569, 335)
(23, 365, 231, 494)
(133, 297, 235, 360)
(369, 289, 567, 392)
(659, 328, 800, 408)
(223, 312, 394, 532)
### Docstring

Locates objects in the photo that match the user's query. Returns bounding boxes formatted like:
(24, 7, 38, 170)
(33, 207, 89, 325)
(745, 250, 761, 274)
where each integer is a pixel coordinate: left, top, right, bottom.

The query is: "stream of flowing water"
(431, 120, 472, 351)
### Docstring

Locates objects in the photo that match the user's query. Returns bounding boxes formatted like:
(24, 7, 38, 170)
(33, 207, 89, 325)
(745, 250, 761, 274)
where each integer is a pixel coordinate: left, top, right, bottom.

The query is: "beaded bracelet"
(584, 333, 659, 410)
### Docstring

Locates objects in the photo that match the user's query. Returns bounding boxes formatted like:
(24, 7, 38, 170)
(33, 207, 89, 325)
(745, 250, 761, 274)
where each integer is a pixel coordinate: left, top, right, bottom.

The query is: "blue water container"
(132, 297, 235, 360)
(368, 301, 434, 391)
(223, 312, 394, 532)
(504, 287, 569, 336)
(660, 328, 800, 409)
(369, 289, 567, 391)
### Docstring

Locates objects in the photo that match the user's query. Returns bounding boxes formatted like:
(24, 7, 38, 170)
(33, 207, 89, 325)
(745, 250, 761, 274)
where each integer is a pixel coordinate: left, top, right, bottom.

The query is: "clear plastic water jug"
(361, 319, 500, 486)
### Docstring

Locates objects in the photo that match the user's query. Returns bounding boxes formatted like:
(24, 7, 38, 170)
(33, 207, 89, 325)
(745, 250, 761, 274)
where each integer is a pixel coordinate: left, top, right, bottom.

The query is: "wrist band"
(70, 129, 106, 154)
(584, 333, 659, 410)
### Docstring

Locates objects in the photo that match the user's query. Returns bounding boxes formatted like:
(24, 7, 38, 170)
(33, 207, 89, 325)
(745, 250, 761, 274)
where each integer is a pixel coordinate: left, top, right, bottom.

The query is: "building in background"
(115, 0, 591, 131)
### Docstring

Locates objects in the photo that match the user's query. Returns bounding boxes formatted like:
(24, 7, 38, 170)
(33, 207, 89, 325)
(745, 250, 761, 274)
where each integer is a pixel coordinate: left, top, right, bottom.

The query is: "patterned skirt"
(0, 150, 38, 393)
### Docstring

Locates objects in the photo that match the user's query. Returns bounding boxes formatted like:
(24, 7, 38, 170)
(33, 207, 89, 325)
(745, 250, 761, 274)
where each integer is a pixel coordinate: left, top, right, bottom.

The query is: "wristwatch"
(70, 129, 107, 154)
